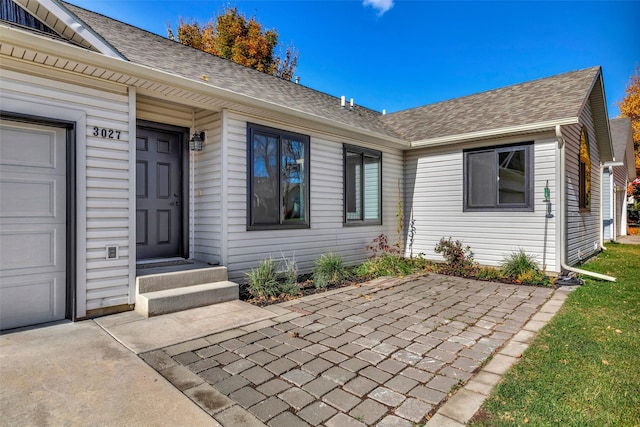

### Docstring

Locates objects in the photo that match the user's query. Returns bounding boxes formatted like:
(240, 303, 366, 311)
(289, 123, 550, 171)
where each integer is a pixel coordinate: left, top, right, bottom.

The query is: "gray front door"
(136, 126, 184, 259)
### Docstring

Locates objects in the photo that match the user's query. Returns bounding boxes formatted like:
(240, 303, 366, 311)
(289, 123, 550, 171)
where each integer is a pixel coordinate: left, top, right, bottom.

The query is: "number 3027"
(93, 127, 121, 139)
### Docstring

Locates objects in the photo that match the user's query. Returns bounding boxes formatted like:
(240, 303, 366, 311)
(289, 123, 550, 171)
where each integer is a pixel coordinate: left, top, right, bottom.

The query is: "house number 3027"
(93, 127, 121, 139)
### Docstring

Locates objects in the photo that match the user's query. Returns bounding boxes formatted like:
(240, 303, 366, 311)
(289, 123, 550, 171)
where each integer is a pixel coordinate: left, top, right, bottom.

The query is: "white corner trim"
(127, 87, 137, 304)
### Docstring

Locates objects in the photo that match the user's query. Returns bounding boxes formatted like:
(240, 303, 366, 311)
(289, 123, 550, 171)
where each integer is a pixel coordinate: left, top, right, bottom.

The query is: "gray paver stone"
(140, 350, 177, 371)
(278, 387, 315, 411)
(322, 388, 361, 412)
(377, 415, 413, 427)
(214, 374, 251, 395)
(215, 404, 266, 427)
(349, 398, 388, 425)
(298, 401, 338, 425)
(159, 364, 204, 391)
(384, 375, 419, 394)
(248, 350, 278, 366)
(223, 358, 255, 375)
(282, 369, 315, 387)
(391, 350, 423, 365)
(267, 411, 310, 427)
(286, 349, 316, 365)
(356, 349, 386, 365)
(325, 413, 366, 427)
(395, 397, 432, 423)
(322, 366, 356, 385)
(377, 358, 406, 375)
(187, 357, 220, 373)
(320, 350, 349, 364)
(184, 383, 234, 415)
(303, 376, 339, 398)
(229, 387, 266, 408)
(256, 378, 291, 396)
(173, 351, 201, 365)
(301, 358, 333, 376)
(409, 385, 447, 405)
(200, 366, 231, 385)
(343, 376, 378, 397)
(264, 357, 297, 375)
(241, 365, 274, 385)
(340, 358, 370, 373)
(368, 386, 406, 407)
(249, 396, 289, 422)
(196, 344, 225, 359)
(359, 366, 393, 384)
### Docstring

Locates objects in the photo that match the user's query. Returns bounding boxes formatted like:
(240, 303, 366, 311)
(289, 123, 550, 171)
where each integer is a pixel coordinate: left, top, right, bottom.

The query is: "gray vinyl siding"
(222, 112, 403, 281)
(564, 99, 601, 265)
(405, 138, 559, 273)
(193, 111, 223, 264)
(1, 65, 131, 311)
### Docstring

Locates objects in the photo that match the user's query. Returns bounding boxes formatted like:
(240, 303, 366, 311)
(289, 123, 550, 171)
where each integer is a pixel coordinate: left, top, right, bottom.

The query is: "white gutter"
(555, 125, 616, 282)
(0, 24, 410, 148)
(410, 118, 579, 148)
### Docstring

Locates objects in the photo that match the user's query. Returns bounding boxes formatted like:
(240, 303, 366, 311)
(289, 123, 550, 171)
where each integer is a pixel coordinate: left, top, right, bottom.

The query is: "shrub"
(501, 249, 539, 278)
(476, 266, 502, 281)
(500, 249, 551, 286)
(434, 237, 476, 275)
(313, 253, 349, 289)
(246, 256, 299, 299)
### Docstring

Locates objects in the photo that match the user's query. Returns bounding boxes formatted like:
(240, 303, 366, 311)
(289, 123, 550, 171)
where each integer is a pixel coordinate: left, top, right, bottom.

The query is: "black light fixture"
(190, 131, 205, 151)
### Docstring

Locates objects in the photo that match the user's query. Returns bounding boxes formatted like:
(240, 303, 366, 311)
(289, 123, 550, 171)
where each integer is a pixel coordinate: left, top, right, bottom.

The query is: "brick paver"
(141, 273, 555, 426)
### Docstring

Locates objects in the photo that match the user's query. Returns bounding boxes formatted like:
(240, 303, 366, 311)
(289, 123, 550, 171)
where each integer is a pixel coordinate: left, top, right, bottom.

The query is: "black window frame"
(343, 144, 382, 226)
(463, 142, 534, 212)
(578, 127, 591, 212)
(247, 123, 310, 230)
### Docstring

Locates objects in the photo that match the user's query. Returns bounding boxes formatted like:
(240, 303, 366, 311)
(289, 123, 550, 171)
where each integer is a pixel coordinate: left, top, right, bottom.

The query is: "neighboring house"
(0, 0, 613, 330)
(602, 118, 636, 240)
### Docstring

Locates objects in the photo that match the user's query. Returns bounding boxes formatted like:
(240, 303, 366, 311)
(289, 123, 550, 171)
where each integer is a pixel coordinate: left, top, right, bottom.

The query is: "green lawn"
(469, 243, 640, 427)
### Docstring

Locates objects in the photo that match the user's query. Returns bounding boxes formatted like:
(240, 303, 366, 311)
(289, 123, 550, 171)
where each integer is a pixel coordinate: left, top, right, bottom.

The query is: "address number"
(93, 127, 121, 139)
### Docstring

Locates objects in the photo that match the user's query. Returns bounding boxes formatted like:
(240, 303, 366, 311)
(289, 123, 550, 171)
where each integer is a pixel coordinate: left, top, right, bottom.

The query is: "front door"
(136, 125, 185, 260)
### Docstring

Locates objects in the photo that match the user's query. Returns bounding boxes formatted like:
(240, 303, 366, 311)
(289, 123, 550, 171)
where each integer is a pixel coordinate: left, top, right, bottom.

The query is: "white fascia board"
(36, 0, 125, 59)
(1, 24, 409, 148)
(409, 118, 580, 149)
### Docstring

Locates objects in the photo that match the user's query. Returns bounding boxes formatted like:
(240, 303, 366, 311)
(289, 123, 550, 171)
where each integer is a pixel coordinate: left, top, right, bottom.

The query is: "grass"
(469, 243, 640, 427)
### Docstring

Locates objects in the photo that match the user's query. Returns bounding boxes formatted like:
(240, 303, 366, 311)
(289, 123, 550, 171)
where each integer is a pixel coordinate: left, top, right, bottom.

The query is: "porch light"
(190, 131, 205, 151)
(543, 180, 550, 203)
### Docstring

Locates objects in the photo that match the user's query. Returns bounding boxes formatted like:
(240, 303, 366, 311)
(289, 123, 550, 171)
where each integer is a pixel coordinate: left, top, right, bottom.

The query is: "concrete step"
(135, 281, 239, 317)
(136, 266, 228, 294)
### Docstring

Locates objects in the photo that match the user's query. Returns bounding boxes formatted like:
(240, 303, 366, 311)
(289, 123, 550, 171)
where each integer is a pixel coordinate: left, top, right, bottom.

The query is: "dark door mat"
(136, 260, 194, 269)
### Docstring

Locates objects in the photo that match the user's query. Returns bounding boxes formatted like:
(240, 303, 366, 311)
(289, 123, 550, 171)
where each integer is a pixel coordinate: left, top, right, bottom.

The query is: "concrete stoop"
(135, 266, 239, 317)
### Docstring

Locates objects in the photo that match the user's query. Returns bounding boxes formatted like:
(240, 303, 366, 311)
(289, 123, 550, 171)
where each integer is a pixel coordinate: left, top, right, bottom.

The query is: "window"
(464, 143, 533, 211)
(247, 123, 309, 229)
(344, 145, 382, 224)
(579, 128, 591, 210)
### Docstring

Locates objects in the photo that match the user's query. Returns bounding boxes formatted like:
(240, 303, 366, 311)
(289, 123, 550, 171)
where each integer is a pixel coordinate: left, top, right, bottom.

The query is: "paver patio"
(141, 273, 555, 426)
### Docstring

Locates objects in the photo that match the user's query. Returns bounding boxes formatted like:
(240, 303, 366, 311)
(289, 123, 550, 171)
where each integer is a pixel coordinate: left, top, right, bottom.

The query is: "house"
(602, 118, 636, 240)
(0, 0, 614, 331)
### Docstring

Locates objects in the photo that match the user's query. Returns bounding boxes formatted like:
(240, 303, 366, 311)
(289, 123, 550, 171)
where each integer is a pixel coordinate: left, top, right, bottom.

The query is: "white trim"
(410, 118, 581, 148)
(0, 95, 89, 318)
(34, 0, 125, 59)
(220, 109, 229, 266)
(127, 86, 137, 304)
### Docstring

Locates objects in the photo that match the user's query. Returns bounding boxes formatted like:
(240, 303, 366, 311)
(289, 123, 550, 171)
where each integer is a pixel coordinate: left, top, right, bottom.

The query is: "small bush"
(434, 237, 476, 275)
(313, 253, 349, 289)
(355, 252, 415, 279)
(476, 266, 502, 281)
(246, 256, 299, 299)
(501, 249, 539, 278)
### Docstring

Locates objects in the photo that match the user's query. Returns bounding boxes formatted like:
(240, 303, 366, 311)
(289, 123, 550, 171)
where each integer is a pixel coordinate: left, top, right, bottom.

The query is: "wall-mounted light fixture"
(190, 131, 205, 151)
(543, 180, 553, 218)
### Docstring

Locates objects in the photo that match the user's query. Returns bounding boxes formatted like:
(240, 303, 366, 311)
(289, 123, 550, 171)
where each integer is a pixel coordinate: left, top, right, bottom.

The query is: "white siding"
(564, 99, 601, 265)
(221, 112, 404, 281)
(193, 111, 223, 264)
(405, 137, 559, 273)
(602, 168, 613, 240)
(1, 64, 131, 313)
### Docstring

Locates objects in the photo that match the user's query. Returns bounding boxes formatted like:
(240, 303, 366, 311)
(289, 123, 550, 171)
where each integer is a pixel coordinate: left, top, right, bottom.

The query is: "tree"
(618, 67, 640, 171)
(168, 7, 298, 80)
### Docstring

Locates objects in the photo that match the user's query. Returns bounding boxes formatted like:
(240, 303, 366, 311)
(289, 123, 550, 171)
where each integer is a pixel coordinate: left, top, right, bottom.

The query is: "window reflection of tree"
(282, 139, 304, 220)
(253, 133, 278, 223)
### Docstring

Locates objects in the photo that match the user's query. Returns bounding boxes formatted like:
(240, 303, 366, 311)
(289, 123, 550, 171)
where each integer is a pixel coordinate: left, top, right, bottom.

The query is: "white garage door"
(0, 119, 67, 330)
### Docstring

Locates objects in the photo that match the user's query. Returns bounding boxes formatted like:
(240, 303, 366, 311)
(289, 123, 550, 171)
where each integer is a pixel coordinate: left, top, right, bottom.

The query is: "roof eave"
(1, 25, 410, 148)
(409, 118, 580, 149)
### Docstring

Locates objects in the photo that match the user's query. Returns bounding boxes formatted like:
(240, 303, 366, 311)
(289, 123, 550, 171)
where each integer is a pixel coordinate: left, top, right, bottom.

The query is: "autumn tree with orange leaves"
(168, 7, 298, 80)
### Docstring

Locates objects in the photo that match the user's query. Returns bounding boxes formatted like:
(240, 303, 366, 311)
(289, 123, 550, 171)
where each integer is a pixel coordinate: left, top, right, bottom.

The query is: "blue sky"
(70, 0, 639, 116)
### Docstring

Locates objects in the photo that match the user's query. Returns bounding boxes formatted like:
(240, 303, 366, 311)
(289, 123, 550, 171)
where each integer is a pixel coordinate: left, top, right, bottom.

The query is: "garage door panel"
(0, 224, 65, 275)
(0, 120, 67, 330)
(0, 125, 60, 170)
(0, 272, 66, 330)
(0, 174, 65, 220)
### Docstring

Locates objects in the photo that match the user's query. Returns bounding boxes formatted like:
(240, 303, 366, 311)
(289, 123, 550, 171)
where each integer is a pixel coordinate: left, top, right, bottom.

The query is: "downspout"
(555, 125, 616, 282)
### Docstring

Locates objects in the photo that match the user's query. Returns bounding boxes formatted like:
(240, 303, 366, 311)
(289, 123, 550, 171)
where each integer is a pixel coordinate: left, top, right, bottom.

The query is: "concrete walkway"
(1, 273, 570, 426)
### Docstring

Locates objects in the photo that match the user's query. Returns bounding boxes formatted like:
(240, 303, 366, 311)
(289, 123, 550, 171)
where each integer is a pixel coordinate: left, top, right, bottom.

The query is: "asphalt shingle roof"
(609, 117, 632, 162)
(62, 2, 402, 140)
(60, 2, 602, 146)
(381, 67, 601, 142)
